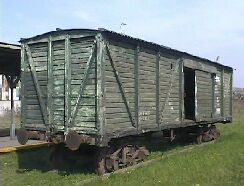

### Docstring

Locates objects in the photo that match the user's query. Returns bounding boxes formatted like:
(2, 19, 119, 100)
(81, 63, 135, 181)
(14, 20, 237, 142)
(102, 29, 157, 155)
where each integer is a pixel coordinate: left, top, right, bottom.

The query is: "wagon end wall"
(21, 33, 99, 134)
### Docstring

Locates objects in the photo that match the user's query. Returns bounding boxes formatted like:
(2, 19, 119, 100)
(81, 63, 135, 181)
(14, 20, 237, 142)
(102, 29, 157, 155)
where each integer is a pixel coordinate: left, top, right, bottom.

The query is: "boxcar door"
(183, 67, 195, 120)
(195, 70, 213, 120)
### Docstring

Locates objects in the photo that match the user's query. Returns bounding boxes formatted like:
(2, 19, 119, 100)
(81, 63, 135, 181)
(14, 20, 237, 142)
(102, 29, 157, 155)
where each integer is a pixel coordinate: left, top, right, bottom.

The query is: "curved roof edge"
(19, 29, 98, 43)
(19, 28, 232, 70)
(0, 42, 20, 50)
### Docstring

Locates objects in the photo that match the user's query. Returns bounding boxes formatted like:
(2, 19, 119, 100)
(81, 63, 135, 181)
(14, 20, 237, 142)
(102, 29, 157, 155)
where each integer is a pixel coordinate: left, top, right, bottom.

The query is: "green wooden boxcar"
(18, 28, 232, 155)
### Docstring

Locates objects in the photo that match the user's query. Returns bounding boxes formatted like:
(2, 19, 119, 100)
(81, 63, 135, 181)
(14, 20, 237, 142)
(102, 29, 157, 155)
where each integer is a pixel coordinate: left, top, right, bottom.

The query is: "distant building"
(0, 74, 20, 101)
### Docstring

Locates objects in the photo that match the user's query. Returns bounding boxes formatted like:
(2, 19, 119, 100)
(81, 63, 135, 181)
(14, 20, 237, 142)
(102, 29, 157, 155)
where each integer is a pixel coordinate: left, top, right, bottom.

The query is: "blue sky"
(1, 0, 244, 87)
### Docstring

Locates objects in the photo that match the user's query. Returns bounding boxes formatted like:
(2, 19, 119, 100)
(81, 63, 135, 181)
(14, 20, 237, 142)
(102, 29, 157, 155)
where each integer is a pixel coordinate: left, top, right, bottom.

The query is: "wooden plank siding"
(69, 37, 97, 129)
(159, 55, 180, 124)
(20, 29, 233, 143)
(104, 38, 181, 132)
(195, 70, 212, 120)
(214, 69, 222, 117)
(22, 35, 98, 132)
(52, 40, 65, 129)
(137, 48, 157, 129)
(104, 40, 136, 133)
(23, 42, 48, 128)
(223, 71, 231, 117)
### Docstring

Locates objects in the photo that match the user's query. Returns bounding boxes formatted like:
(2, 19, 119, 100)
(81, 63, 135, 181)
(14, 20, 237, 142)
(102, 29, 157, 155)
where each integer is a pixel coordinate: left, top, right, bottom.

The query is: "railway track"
(49, 125, 220, 175)
(77, 140, 216, 185)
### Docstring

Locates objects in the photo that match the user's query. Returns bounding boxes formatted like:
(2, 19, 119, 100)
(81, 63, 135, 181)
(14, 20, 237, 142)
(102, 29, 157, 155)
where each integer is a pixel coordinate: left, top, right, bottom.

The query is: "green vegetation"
(0, 101, 243, 186)
(0, 114, 21, 129)
(88, 122, 244, 186)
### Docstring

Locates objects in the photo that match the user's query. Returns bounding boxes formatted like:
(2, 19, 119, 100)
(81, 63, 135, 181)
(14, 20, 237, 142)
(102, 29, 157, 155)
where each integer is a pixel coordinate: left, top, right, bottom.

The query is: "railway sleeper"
(197, 125, 220, 144)
(96, 145, 149, 174)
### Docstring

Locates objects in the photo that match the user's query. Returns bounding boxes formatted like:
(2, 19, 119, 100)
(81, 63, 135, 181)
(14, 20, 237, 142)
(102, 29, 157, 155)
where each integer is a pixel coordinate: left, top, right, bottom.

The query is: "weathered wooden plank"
(106, 107, 131, 114)
(106, 43, 136, 127)
(160, 59, 179, 121)
(26, 119, 44, 124)
(70, 41, 94, 48)
(109, 42, 135, 54)
(229, 71, 233, 116)
(75, 115, 96, 122)
(184, 59, 217, 73)
(30, 52, 48, 59)
(106, 125, 135, 131)
(25, 34, 95, 45)
(106, 118, 131, 124)
(26, 109, 42, 115)
(26, 104, 42, 110)
(65, 36, 71, 130)
(111, 60, 135, 69)
(69, 40, 96, 126)
(25, 44, 48, 126)
(25, 98, 40, 105)
(21, 45, 27, 126)
(159, 57, 177, 65)
(139, 50, 157, 59)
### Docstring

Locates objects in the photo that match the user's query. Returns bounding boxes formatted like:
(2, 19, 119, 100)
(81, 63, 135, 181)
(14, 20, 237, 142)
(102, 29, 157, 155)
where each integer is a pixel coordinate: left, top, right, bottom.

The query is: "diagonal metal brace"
(25, 44, 49, 126)
(105, 43, 135, 127)
(69, 40, 97, 127)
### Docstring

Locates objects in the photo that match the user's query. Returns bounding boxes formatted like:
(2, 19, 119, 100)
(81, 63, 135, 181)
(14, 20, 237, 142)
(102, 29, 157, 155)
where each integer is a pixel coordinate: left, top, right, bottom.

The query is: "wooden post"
(10, 76, 15, 140)
(134, 45, 139, 132)
(230, 70, 233, 117)
(179, 59, 184, 122)
(65, 35, 71, 132)
(156, 51, 160, 129)
(221, 68, 224, 117)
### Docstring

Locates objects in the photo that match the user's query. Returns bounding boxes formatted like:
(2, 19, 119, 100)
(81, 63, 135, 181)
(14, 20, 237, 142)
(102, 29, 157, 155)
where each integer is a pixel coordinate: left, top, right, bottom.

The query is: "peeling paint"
(215, 76, 220, 82)
(216, 108, 221, 114)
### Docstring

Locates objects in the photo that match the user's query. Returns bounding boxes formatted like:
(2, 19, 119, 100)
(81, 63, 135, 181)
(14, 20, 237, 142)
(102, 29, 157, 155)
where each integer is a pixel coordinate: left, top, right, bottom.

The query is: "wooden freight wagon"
(17, 29, 233, 173)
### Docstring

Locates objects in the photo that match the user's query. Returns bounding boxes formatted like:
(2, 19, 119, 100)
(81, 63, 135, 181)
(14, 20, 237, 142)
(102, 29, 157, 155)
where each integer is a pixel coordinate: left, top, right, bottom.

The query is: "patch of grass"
(0, 147, 96, 186)
(0, 100, 243, 186)
(88, 122, 244, 186)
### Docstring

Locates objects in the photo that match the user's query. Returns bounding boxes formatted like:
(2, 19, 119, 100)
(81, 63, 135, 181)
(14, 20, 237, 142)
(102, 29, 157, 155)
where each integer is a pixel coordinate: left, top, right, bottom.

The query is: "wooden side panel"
(52, 40, 65, 129)
(23, 35, 97, 132)
(104, 40, 136, 133)
(138, 48, 157, 129)
(195, 70, 212, 119)
(104, 39, 181, 133)
(70, 37, 96, 129)
(214, 69, 222, 117)
(223, 71, 231, 116)
(21, 32, 232, 139)
(159, 54, 180, 123)
(24, 42, 48, 127)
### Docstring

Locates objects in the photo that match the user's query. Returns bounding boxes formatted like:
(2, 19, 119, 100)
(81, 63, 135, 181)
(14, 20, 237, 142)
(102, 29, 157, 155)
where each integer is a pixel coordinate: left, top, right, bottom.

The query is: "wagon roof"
(20, 28, 232, 70)
(0, 42, 21, 76)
